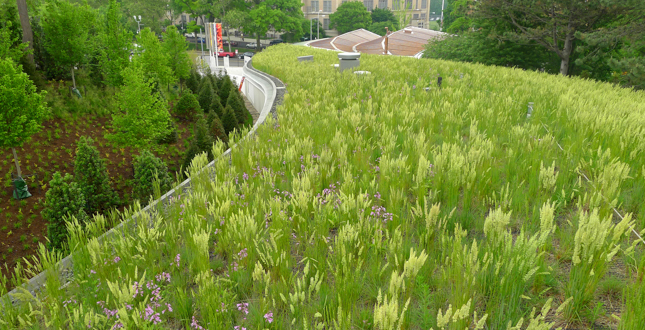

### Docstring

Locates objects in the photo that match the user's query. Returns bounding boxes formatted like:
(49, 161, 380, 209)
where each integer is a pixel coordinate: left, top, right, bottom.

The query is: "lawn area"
(2, 45, 645, 329)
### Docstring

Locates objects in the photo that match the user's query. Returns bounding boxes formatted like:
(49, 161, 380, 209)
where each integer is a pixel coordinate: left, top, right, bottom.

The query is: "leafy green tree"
(133, 150, 173, 204)
(0, 58, 48, 178)
(368, 21, 396, 36)
(371, 8, 398, 29)
(577, 3, 645, 89)
(41, 0, 95, 89)
(367, 8, 398, 36)
(330, 1, 372, 35)
(162, 25, 191, 85)
(474, 0, 643, 75)
(99, 0, 132, 88)
(424, 30, 560, 73)
(182, 115, 214, 173)
(74, 136, 119, 216)
(155, 117, 178, 144)
(123, 0, 170, 34)
(43, 172, 87, 251)
(427, 21, 440, 31)
(246, 0, 304, 50)
(175, 90, 202, 121)
(133, 28, 174, 87)
(221, 104, 238, 135)
(0, 3, 27, 63)
(108, 63, 171, 150)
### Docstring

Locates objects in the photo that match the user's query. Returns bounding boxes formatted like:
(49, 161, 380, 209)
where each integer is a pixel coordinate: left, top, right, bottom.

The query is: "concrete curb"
(1, 59, 282, 307)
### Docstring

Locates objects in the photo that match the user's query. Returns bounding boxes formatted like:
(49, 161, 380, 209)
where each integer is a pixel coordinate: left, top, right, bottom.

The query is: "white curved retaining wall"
(1, 59, 281, 307)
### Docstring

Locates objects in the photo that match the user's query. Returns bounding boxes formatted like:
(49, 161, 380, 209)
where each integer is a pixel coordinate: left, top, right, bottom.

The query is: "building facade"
(302, 0, 443, 37)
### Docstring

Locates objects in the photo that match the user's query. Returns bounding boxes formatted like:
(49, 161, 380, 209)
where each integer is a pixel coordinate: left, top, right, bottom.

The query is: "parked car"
(223, 40, 238, 47)
(197, 38, 206, 44)
(300, 36, 310, 41)
(247, 42, 258, 48)
(217, 51, 236, 58)
(269, 39, 284, 45)
(184, 32, 196, 38)
(241, 52, 254, 59)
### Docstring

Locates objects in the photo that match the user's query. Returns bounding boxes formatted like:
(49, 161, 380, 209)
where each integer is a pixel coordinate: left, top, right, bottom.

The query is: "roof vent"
(404, 28, 413, 34)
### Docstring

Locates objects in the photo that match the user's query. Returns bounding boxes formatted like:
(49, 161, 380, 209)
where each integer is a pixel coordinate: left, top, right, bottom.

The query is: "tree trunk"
(71, 67, 77, 89)
(12, 147, 22, 178)
(16, 0, 34, 64)
(256, 33, 261, 51)
(559, 30, 576, 76)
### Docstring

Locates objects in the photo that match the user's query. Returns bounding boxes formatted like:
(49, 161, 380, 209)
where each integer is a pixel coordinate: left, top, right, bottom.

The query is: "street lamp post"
(317, 10, 323, 40)
(134, 15, 142, 34)
(310, 18, 312, 40)
(200, 28, 204, 58)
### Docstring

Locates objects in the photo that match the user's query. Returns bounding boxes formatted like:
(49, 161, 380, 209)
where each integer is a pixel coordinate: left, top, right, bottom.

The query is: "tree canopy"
(330, 1, 372, 35)
(162, 25, 191, 83)
(0, 58, 48, 150)
(0, 57, 48, 177)
(40, 0, 96, 88)
(246, 0, 304, 46)
(99, 0, 132, 87)
(108, 63, 171, 150)
(474, 0, 643, 76)
(133, 27, 174, 87)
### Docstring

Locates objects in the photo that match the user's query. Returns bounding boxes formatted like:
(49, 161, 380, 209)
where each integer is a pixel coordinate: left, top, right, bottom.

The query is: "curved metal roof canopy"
(309, 29, 380, 52)
(356, 27, 445, 56)
(309, 26, 446, 57)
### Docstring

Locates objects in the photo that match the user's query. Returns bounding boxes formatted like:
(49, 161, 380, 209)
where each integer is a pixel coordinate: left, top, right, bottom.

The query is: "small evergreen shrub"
(207, 72, 220, 94)
(175, 91, 202, 121)
(43, 172, 87, 251)
(185, 70, 201, 94)
(221, 105, 239, 135)
(182, 115, 214, 173)
(133, 150, 174, 204)
(211, 95, 224, 118)
(198, 79, 215, 113)
(218, 75, 233, 103)
(207, 111, 229, 144)
(74, 137, 119, 216)
(227, 92, 246, 124)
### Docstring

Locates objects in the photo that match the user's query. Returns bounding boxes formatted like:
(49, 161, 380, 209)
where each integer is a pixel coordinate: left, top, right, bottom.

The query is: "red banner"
(216, 23, 223, 53)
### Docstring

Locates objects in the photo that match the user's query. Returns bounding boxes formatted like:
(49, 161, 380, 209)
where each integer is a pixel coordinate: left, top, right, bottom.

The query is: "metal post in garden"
(134, 15, 142, 34)
(527, 102, 534, 118)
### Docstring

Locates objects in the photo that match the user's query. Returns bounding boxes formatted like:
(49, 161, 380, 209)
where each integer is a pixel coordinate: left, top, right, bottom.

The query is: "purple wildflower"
(264, 311, 274, 323)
